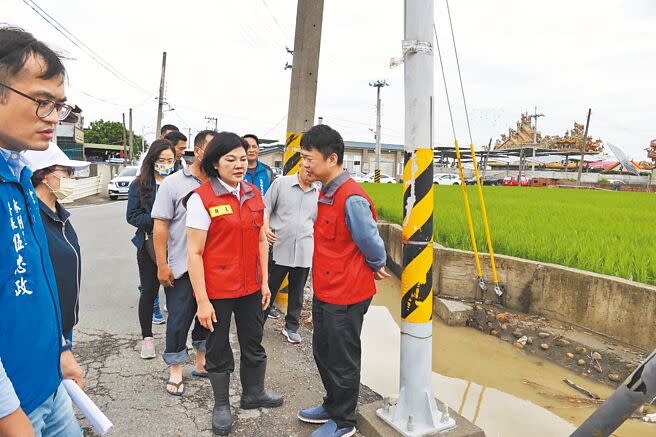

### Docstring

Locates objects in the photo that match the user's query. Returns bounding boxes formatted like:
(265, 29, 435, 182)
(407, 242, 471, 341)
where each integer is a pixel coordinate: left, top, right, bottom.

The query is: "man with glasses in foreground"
(151, 130, 215, 395)
(0, 26, 84, 436)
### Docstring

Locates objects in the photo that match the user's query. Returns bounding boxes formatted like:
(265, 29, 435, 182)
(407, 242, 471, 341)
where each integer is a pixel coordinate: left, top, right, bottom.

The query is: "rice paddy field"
(362, 183, 656, 286)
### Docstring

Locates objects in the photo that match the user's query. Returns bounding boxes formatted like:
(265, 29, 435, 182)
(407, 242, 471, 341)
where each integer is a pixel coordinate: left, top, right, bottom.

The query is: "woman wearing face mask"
(127, 139, 176, 359)
(25, 143, 90, 345)
(186, 132, 282, 436)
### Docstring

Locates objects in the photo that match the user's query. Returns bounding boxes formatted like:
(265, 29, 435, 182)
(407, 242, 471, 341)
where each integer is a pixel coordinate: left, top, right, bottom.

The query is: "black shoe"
(209, 372, 233, 435)
(240, 360, 284, 409)
(268, 307, 281, 319)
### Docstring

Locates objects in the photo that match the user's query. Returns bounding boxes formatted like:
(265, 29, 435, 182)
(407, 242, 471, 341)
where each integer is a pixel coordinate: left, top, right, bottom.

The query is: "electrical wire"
(21, 0, 154, 96)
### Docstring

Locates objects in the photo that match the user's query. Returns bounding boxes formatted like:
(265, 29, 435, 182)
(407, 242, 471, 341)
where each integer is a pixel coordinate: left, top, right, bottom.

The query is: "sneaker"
(298, 404, 330, 424)
(310, 420, 355, 437)
(140, 337, 156, 359)
(282, 327, 301, 344)
(152, 309, 166, 325)
(268, 307, 281, 319)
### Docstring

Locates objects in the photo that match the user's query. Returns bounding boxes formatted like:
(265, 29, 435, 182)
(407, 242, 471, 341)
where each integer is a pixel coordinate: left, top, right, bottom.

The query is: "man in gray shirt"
(151, 130, 215, 396)
(264, 167, 320, 344)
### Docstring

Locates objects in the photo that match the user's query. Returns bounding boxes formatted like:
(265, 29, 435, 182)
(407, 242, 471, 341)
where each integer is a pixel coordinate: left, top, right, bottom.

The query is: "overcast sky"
(5, 0, 655, 159)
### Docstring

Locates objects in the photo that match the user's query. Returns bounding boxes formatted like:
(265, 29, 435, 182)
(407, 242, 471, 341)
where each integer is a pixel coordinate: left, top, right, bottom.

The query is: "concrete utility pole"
(128, 108, 134, 164)
(283, 0, 324, 176)
(155, 52, 167, 137)
(576, 108, 592, 186)
(121, 113, 127, 162)
(205, 116, 218, 131)
(376, 1, 455, 434)
(370, 80, 389, 183)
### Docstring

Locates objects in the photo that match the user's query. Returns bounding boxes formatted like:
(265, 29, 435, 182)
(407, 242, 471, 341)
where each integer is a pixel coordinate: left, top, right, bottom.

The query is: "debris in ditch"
(563, 379, 600, 399)
(566, 353, 574, 360)
(512, 329, 523, 338)
(527, 337, 534, 345)
(523, 379, 603, 405)
(575, 347, 587, 355)
(592, 351, 602, 360)
(540, 343, 550, 351)
(517, 336, 528, 346)
(538, 332, 550, 338)
(592, 361, 603, 373)
(577, 359, 586, 366)
(644, 413, 656, 423)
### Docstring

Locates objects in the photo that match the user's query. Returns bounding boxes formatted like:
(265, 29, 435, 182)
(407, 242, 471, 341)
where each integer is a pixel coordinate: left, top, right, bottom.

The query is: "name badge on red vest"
(208, 204, 233, 218)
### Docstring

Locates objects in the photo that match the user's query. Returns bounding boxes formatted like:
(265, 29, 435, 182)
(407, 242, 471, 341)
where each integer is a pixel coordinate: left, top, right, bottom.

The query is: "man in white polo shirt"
(263, 166, 319, 343)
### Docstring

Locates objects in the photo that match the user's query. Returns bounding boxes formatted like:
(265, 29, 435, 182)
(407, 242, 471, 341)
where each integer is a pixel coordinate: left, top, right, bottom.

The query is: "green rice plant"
(362, 183, 656, 285)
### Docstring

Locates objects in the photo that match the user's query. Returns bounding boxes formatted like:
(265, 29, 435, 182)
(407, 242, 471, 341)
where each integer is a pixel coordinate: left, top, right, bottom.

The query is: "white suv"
(433, 174, 461, 185)
(108, 166, 138, 200)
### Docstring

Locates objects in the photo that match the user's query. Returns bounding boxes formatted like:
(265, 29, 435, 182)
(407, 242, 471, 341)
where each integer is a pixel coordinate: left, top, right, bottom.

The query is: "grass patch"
(362, 183, 656, 285)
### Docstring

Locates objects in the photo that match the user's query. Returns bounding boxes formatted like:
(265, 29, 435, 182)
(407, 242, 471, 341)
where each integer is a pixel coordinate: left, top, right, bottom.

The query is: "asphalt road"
(70, 200, 377, 437)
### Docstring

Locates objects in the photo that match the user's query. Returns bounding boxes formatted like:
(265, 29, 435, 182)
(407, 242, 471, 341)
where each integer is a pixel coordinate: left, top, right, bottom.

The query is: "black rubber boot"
(209, 372, 233, 435)
(240, 360, 284, 409)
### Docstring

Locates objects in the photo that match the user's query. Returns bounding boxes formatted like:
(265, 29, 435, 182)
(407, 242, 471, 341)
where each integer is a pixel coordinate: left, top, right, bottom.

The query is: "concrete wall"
(379, 222, 656, 351)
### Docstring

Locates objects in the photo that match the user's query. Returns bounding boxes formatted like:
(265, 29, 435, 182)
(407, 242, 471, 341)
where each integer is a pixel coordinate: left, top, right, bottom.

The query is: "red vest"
(313, 177, 377, 305)
(194, 180, 264, 299)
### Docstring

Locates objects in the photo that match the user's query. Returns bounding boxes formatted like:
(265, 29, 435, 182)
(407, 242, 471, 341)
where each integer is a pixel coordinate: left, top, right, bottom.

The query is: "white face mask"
(46, 175, 76, 200)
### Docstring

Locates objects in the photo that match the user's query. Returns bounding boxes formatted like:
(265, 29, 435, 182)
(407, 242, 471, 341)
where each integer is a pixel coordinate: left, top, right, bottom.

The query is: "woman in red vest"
(186, 132, 283, 435)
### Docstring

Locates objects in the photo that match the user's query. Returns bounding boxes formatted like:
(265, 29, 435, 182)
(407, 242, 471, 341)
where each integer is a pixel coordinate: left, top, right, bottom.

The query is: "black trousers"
(205, 291, 267, 374)
(312, 296, 372, 429)
(162, 273, 209, 365)
(136, 246, 159, 338)
(265, 259, 309, 332)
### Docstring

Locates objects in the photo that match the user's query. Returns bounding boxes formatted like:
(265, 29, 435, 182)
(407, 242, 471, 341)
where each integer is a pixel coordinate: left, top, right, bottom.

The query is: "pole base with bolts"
(376, 322, 456, 436)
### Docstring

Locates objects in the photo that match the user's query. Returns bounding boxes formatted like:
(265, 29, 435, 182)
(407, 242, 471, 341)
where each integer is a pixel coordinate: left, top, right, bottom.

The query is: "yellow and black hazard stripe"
(283, 132, 302, 176)
(401, 147, 434, 323)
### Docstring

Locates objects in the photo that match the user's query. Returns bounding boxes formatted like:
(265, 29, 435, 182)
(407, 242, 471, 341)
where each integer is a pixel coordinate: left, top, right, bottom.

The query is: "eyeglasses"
(0, 82, 73, 121)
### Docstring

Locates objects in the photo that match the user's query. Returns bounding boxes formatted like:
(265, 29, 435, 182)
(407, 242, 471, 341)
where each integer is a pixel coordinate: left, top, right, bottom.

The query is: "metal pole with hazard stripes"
(283, 0, 324, 177)
(376, 0, 456, 434)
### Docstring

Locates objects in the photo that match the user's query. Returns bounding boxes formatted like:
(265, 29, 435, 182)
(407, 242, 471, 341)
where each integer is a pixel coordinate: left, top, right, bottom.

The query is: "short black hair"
(300, 124, 344, 165)
(160, 124, 179, 135)
(242, 134, 259, 145)
(201, 132, 248, 179)
(164, 130, 187, 147)
(194, 129, 217, 149)
(0, 26, 66, 98)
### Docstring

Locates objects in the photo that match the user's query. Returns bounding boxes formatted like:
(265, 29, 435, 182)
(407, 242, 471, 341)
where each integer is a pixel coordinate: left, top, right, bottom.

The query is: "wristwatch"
(61, 340, 73, 353)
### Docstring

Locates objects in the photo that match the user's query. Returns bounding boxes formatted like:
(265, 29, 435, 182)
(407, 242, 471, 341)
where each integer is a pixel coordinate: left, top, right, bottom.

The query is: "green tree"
(84, 119, 148, 157)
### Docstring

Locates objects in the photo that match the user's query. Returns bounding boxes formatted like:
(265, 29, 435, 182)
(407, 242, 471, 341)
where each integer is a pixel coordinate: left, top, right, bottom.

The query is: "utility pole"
(121, 113, 127, 163)
(155, 52, 167, 137)
(370, 80, 389, 183)
(283, 0, 324, 176)
(377, 0, 455, 434)
(128, 108, 134, 164)
(482, 138, 492, 181)
(205, 116, 218, 131)
(529, 107, 544, 172)
(576, 108, 592, 186)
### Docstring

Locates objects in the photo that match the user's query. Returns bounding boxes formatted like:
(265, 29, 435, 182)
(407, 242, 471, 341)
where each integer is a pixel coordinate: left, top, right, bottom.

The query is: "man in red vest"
(297, 125, 390, 437)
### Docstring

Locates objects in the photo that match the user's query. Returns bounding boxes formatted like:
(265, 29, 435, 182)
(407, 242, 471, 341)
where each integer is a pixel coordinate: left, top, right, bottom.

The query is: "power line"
(261, 0, 290, 43)
(21, 0, 154, 96)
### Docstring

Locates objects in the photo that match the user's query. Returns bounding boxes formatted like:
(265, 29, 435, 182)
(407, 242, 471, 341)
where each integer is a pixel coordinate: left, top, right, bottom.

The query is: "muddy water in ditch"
(361, 276, 652, 437)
